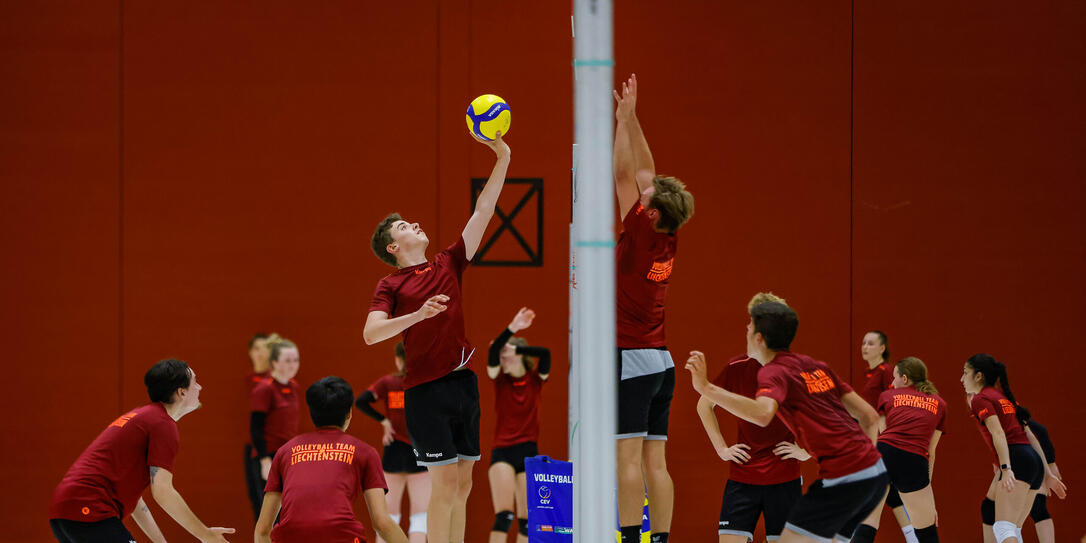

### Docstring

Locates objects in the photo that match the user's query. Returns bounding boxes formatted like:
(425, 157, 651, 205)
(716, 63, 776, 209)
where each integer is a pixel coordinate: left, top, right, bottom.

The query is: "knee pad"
(914, 524, 939, 543)
(1030, 494, 1050, 522)
(492, 510, 514, 533)
(981, 497, 995, 525)
(390, 513, 401, 526)
(992, 521, 1017, 543)
(518, 518, 528, 536)
(851, 524, 878, 543)
(408, 512, 426, 534)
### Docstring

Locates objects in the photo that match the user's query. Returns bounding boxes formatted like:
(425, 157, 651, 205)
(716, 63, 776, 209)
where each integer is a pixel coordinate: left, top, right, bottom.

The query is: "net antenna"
(571, 1, 616, 542)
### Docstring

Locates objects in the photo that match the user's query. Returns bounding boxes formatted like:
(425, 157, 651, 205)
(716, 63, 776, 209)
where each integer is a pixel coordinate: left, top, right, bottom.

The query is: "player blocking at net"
(364, 129, 511, 543)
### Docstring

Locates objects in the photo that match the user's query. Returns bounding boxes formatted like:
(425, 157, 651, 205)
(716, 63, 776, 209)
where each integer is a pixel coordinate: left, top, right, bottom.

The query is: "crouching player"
(255, 376, 408, 543)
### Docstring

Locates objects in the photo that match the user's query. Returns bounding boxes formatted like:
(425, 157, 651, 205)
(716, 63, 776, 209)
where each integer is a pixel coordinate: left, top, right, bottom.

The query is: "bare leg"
(994, 480, 1034, 543)
(1034, 519, 1055, 543)
(617, 437, 646, 529)
(899, 485, 937, 529)
(719, 535, 748, 543)
(515, 471, 529, 543)
(489, 462, 516, 543)
(642, 440, 674, 534)
(380, 472, 408, 543)
(449, 459, 475, 543)
(427, 463, 458, 543)
(406, 471, 431, 543)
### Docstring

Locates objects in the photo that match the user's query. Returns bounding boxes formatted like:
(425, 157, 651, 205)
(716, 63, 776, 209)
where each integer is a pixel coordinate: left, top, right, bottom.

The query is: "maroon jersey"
(970, 386, 1029, 463)
(50, 403, 179, 521)
(493, 371, 544, 448)
(251, 378, 301, 454)
(861, 361, 894, 407)
(265, 429, 387, 543)
(713, 355, 801, 485)
(616, 203, 677, 349)
(369, 237, 474, 388)
(248, 369, 271, 391)
(755, 351, 882, 479)
(877, 388, 947, 457)
(368, 374, 410, 445)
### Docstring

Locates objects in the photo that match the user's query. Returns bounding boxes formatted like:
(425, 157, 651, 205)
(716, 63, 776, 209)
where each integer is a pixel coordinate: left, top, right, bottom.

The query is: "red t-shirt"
(49, 403, 179, 521)
(265, 429, 387, 543)
(251, 378, 301, 454)
(861, 362, 894, 407)
(615, 203, 677, 349)
(877, 388, 947, 457)
(368, 374, 410, 445)
(248, 369, 271, 392)
(713, 355, 801, 485)
(369, 237, 474, 388)
(493, 371, 544, 448)
(755, 351, 882, 480)
(970, 386, 1029, 463)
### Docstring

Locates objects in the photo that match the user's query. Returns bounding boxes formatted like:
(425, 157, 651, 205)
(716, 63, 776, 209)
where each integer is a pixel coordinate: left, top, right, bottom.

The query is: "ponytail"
(896, 357, 938, 396)
(968, 354, 1025, 424)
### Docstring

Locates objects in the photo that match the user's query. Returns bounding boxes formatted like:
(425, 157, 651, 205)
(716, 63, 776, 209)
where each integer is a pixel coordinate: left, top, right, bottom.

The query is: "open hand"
(381, 419, 395, 446)
(716, 443, 751, 464)
(201, 526, 236, 542)
(685, 350, 709, 393)
(509, 307, 536, 332)
(773, 441, 811, 461)
(1046, 472, 1068, 499)
(473, 130, 510, 158)
(417, 295, 450, 319)
(612, 73, 638, 121)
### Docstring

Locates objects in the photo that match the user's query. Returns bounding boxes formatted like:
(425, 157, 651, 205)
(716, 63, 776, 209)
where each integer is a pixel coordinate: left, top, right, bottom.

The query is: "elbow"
(754, 413, 774, 428)
(362, 327, 378, 346)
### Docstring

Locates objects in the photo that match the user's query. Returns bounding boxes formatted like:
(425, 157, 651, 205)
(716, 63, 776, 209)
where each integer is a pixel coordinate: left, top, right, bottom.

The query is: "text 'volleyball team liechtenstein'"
(46, 76, 1067, 543)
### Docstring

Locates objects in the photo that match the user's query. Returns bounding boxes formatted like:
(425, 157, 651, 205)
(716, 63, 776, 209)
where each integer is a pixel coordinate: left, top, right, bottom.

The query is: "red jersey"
(248, 369, 271, 391)
(970, 386, 1029, 462)
(616, 203, 677, 349)
(369, 237, 474, 388)
(265, 429, 386, 543)
(755, 351, 882, 479)
(493, 371, 544, 448)
(251, 378, 300, 454)
(713, 355, 801, 485)
(861, 362, 894, 407)
(50, 403, 179, 521)
(368, 374, 410, 445)
(877, 388, 947, 457)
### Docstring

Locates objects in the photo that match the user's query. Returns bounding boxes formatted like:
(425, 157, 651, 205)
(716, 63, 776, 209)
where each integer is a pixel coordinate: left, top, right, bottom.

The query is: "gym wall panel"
(0, 3, 121, 542)
(853, 2, 1086, 540)
(614, 2, 852, 540)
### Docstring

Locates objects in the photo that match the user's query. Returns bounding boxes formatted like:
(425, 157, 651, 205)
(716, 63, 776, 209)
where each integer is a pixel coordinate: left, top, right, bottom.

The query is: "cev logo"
(538, 485, 552, 504)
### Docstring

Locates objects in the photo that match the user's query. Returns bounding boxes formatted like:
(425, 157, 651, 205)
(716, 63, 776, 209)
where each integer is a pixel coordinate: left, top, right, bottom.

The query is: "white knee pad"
(409, 512, 427, 534)
(992, 521, 1018, 543)
(390, 513, 401, 526)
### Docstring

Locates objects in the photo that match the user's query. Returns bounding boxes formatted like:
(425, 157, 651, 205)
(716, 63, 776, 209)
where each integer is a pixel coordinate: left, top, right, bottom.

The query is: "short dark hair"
(750, 301, 799, 351)
(249, 333, 268, 349)
(306, 376, 354, 427)
(371, 213, 402, 267)
(145, 359, 192, 404)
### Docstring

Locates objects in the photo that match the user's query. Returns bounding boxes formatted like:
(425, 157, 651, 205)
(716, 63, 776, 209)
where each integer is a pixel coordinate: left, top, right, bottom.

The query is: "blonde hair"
(896, 357, 938, 395)
(648, 176, 694, 233)
(265, 333, 297, 365)
(508, 336, 536, 372)
(747, 292, 787, 313)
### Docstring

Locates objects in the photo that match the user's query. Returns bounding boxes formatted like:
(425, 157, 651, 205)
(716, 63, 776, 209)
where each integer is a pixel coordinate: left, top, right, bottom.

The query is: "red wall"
(1, 2, 1081, 542)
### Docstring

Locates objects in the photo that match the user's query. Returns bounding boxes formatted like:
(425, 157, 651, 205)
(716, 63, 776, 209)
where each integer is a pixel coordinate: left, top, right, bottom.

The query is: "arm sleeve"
(146, 422, 180, 472)
(518, 345, 551, 374)
(369, 278, 396, 315)
(829, 367, 853, 395)
(264, 450, 284, 493)
(439, 237, 470, 271)
(489, 328, 515, 367)
(971, 394, 996, 421)
(936, 400, 948, 432)
(359, 445, 389, 492)
(755, 365, 788, 405)
(354, 390, 386, 422)
(250, 412, 269, 458)
(876, 390, 892, 416)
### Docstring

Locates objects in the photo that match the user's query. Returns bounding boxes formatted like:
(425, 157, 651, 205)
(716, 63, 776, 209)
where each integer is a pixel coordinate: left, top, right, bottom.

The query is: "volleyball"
(465, 94, 511, 141)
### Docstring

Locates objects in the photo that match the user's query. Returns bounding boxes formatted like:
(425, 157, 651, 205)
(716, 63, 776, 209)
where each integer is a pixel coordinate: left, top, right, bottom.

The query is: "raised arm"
(149, 467, 234, 542)
(686, 351, 778, 427)
(364, 294, 450, 345)
(130, 497, 167, 543)
(462, 133, 512, 260)
(489, 307, 536, 379)
(613, 74, 656, 216)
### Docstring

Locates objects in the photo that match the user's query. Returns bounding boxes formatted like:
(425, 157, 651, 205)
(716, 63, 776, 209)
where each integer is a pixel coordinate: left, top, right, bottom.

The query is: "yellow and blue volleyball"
(465, 94, 511, 141)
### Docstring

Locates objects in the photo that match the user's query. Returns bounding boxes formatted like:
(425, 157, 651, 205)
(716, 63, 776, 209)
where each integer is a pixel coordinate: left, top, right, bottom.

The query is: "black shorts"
(50, 518, 134, 543)
(1004, 443, 1044, 490)
(383, 440, 428, 474)
(878, 442, 930, 494)
(404, 369, 481, 467)
(785, 464, 889, 542)
(490, 441, 539, 473)
(617, 348, 675, 439)
(719, 478, 802, 541)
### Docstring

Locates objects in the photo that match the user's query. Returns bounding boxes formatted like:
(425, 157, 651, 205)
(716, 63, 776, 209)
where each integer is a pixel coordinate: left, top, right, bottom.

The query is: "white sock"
(902, 524, 919, 543)
(1016, 527, 1023, 542)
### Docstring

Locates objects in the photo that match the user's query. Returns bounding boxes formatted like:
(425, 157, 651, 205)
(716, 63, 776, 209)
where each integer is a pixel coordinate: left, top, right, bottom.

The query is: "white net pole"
(572, 1, 616, 542)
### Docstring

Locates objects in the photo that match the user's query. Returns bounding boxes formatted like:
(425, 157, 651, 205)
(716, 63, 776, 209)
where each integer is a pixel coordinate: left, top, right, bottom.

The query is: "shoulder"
(877, 388, 896, 403)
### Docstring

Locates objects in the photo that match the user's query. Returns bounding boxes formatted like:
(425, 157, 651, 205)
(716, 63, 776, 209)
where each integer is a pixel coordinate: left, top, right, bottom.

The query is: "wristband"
(1000, 463, 1010, 470)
